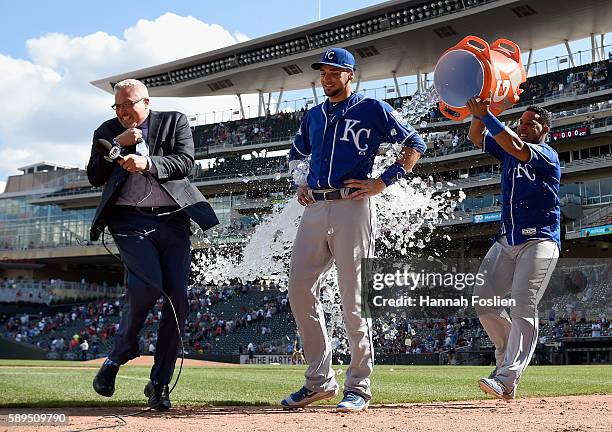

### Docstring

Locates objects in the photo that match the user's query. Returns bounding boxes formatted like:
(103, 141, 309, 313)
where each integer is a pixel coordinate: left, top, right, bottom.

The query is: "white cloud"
(0, 13, 258, 182)
(234, 32, 251, 43)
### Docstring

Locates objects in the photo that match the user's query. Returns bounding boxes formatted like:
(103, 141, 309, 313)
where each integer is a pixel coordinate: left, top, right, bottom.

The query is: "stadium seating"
(192, 111, 305, 153)
(189, 60, 612, 162)
(191, 155, 288, 182)
(3, 269, 609, 359)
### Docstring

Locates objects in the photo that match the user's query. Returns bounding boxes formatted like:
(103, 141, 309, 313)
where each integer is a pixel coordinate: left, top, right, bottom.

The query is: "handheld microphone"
(95, 138, 122, 162)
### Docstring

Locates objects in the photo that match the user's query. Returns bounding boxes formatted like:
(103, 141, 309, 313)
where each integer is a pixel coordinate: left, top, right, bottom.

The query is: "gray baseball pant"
(288, 198, 376, 400)
(475, 236, 559, 390)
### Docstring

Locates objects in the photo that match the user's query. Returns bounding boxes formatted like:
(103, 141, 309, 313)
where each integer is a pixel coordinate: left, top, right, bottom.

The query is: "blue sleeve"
(482, 132, 506, 161)
(526, 143, 560, 171)
(381, 102, 426, 154)
(288, 111, 311, 161)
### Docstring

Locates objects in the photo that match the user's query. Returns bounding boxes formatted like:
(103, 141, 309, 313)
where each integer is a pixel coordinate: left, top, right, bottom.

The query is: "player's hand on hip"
(117, 154, 148, 173)
(297, 184, 314, 206)
(344, 178, 386, 200)
(115, 127, 143, 147)
(466, 93, 491, 118)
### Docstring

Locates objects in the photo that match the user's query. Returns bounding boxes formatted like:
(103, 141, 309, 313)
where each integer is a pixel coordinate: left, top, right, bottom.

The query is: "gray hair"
(113, 79, 149, 97)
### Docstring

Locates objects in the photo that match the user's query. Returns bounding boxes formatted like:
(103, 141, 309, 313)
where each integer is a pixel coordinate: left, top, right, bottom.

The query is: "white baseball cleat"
(336, 391, 370, 412)
(479, 377, 516, 401)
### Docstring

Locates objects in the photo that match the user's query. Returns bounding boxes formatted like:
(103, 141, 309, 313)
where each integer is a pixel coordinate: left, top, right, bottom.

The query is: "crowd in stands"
(522, 60, 610, 102)
(193, 109, 305, 150)
(1, 300, 121, 356)
(0, 278, 121, 305)
(1, 262, 610, 361)
(209, 122, 273, 147)
(0, 281, 291, 358)
(209, 221, 257, 239)
(0, 279, 51, 304)
(186, 59, 612, 169)
(425, 128, 472, 157)
(373, 316, 484, 358)
(191, 155, 288, 181)
(373, 313, 611, 361)
(185, 283, 290, 354)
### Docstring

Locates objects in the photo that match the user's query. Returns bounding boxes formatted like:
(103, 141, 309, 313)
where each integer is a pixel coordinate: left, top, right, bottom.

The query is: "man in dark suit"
(88, 79, 218, 411)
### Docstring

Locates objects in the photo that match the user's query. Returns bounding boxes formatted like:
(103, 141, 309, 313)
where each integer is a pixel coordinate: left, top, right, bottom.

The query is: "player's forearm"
(397, 147, 421, 172)
(468, 119, 486, 148)
(377, 147, 420, 188)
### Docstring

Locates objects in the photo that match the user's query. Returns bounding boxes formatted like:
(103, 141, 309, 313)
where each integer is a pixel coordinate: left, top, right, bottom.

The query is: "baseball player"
(281, 48, 426, 411)
(466, 97, 560, 400)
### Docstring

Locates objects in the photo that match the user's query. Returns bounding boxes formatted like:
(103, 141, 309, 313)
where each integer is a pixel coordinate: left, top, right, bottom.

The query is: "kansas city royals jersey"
(288, 92, 425, 189)
(483, 132, 561, 248)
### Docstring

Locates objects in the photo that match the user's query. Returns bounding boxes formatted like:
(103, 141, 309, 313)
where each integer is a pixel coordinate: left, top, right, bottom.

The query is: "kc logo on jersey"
(340, 119, 371, 151)
(515, 163, 536, 181)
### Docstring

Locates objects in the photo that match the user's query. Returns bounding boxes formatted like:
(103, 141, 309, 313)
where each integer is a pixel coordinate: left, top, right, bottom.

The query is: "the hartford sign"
(240, 355, 294, 364)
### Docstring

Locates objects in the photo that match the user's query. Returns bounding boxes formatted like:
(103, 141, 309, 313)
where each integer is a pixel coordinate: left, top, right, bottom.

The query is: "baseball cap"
(311, 48, 357, 71)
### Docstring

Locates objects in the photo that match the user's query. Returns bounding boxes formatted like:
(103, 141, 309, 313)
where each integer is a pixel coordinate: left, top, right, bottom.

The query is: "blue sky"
(0, 1, 610, 190)
(0, 0, 380, 59)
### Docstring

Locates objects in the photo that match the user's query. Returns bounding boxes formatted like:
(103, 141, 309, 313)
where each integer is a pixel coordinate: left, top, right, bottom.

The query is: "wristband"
(379, 162, 407, 187)
(481, 112, 506, 136)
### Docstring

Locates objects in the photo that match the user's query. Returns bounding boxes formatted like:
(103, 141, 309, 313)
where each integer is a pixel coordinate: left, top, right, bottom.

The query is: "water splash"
(400, 86, 440, 126)
(191, 85, 462, 356)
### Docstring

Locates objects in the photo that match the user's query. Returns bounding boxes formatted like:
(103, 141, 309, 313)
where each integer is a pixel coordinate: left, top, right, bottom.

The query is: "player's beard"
(323, 86, 342, 98)
(323, 81, 350, 99)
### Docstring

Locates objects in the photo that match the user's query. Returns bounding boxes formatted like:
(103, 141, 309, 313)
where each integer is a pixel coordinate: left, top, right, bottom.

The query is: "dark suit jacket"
(87, 110, 219, 241)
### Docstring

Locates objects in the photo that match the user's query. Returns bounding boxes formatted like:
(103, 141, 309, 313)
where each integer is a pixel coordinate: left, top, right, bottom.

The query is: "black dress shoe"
(93, 363, 119, 397)
(144, 380, 171, 411)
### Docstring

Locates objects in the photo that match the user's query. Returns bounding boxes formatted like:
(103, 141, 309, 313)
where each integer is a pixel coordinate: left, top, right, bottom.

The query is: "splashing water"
(192, 86, 464, 356)
(400, 86, 440, 127)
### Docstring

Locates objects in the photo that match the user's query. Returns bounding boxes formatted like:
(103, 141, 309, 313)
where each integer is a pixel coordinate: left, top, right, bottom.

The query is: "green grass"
(0, 360, 610, 408)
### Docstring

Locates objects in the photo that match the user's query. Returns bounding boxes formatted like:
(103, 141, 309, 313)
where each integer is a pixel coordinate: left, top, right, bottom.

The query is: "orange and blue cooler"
(433, 36, 527, 121)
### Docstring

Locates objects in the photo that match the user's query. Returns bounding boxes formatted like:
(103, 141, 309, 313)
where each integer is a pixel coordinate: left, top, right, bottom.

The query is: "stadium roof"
(92, 0, 612, 97)
(18, 162, 74, 173)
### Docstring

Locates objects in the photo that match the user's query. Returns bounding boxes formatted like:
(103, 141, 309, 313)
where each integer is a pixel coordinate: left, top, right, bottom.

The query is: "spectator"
(80, 339, 89, 361)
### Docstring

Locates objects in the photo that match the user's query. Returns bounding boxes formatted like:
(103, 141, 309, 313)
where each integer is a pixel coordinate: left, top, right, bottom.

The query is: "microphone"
(95, 138, 122, 163)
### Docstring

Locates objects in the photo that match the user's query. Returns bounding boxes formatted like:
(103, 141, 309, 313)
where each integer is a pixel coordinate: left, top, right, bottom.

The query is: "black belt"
(311, 188, 359, 201)
(115, 205, 180, 215)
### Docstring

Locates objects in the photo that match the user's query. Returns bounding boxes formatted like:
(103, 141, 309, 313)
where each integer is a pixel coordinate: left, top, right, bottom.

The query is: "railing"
(551, 100, 612, 120)
(562, 154, 612, 170)
(561, 194, 582, 206)
(567, 203, 612, 233)
(40, 186, 102, 198)
(197, 135, 293, 154)
(0, 280, 123, 304)
(191, 162, 289, 183)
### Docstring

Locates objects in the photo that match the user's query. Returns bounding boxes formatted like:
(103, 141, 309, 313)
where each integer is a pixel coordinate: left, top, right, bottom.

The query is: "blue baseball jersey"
(483, 132, 561, 248)
(288, 92, 426, 189)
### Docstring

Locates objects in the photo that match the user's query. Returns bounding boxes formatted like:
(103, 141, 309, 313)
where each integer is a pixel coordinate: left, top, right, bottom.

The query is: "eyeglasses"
(111, 98, 146, 111)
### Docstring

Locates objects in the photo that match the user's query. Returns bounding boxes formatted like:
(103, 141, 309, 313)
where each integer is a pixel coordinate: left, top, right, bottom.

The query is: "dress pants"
(107, 206, 191, 385)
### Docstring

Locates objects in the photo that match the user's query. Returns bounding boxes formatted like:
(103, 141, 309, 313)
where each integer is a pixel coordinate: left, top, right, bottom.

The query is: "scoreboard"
(546, 126, 590, 143)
